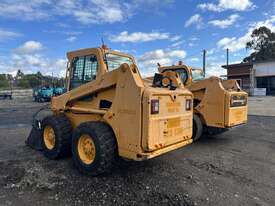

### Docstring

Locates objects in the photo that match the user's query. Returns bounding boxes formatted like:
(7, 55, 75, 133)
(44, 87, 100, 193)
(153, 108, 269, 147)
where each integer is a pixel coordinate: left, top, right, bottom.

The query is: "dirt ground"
(0, 97, 274, 206)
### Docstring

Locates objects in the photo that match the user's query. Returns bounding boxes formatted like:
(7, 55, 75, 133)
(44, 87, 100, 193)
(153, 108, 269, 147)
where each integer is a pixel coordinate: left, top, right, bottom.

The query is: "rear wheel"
(192, 114, 203, 141)
(42, 115, 72, 159)
(72, 122, 117, 176)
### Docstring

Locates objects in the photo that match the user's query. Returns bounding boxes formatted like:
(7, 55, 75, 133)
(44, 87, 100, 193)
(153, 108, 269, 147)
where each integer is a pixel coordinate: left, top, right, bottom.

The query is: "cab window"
(192, 69, 204, 81)
(175, 69, 188, 84)
(84, 55, 98, 81)
(70, 55, 98, 89)
(106, 53, 134, 72)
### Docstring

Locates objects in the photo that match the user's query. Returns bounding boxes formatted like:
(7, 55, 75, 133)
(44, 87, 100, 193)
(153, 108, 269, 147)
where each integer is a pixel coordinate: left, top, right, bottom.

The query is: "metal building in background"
(222, 60, 275, 96)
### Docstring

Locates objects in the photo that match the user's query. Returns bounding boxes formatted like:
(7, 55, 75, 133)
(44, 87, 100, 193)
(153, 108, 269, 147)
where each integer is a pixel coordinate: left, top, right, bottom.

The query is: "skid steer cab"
(158, 64, 248, 141)
(27, 46, 193, 176)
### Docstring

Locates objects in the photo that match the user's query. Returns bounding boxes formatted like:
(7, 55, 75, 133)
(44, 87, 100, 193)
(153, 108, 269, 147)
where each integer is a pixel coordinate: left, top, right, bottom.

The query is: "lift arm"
(51, 64, 143, 111)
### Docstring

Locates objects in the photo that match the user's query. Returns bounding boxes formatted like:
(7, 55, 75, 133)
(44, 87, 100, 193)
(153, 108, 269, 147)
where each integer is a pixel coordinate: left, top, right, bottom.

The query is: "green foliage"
(16, 69, 24, 79)
(17, 78, 30, 88)
(244, 26, 275, 62)
(0, 70, 65, 89)
(15, 73, 40, 88)
(0, 74, 9, 88)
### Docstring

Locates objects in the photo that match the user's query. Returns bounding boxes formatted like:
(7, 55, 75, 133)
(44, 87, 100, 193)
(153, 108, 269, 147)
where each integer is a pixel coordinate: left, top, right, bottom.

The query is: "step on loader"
(26, 46, 193, 176)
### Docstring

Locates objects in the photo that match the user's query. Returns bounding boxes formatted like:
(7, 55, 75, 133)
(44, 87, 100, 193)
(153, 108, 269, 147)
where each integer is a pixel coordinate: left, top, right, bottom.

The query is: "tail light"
(230, 95, 247, 107)
(186, 99, 192, 111)
(151, 99, 159, 114)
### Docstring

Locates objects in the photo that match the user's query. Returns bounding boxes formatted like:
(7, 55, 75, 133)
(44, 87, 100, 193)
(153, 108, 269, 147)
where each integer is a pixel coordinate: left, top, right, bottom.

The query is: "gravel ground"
(0, 98, 274, 206)
(248, 96, 275, 116)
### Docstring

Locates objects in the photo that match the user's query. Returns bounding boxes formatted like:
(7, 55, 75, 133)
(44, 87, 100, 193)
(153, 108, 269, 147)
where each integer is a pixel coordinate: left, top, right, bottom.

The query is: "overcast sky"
(0, 0, 274, 77)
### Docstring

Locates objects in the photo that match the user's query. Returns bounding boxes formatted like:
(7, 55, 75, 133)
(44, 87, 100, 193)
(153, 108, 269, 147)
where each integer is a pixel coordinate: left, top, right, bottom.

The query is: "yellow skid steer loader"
(157, 63, 248, 141)
(26, 46, 194, 176)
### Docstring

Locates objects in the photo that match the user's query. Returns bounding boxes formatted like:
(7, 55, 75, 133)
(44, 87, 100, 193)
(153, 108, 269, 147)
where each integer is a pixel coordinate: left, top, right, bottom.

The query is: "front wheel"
(72, 122, 117, 176)
(42, 114, 72, 159)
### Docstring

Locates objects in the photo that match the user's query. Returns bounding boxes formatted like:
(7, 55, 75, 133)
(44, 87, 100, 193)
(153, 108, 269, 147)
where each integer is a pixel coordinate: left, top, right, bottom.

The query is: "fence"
(0, 89, 33, 99)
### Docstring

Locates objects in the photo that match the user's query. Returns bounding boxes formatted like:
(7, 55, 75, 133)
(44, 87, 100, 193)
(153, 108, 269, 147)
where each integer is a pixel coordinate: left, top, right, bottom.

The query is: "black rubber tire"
(42, 114, 72, 159)
(72, 121, 117, 176)
(192, 114, 203, 141)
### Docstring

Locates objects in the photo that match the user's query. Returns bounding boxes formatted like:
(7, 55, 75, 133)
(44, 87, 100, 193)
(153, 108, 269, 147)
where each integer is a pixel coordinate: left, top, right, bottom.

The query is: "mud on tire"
(72, 121, 117, 176)
(42, 114, 72, 159)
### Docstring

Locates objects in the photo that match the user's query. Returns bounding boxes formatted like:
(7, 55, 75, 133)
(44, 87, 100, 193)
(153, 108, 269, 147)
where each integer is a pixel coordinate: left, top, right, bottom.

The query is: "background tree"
(243, 26, 275, 62)
(1, 70, 65, 89)
(15, 69, 24, 79)
(0, 74, 9, 88)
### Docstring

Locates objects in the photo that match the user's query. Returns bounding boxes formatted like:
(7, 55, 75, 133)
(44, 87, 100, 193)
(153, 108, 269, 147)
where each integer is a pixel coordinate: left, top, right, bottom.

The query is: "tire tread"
(42, 114, 72, 159)
(72, 121, 117, 176)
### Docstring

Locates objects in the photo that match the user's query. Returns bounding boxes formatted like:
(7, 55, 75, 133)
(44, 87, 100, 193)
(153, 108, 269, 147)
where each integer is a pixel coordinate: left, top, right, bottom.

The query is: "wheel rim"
(43, 126, 56, 150)
(77, 134, 96, 165)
